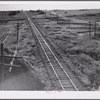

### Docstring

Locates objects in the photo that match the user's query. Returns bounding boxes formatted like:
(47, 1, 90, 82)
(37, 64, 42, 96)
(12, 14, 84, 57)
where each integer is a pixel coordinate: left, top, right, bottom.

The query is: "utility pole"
(94, 21, 96, 37)
(17, 23, 19, 44)
(45, 10, 46, 18)
(89, 21, 91, 37)
(50, 11, 51, 20)
(57, 14, 58, 24)
(69, 19, 70, 28)
(16, 23, 19, 50)
(1, 43, 4, 90)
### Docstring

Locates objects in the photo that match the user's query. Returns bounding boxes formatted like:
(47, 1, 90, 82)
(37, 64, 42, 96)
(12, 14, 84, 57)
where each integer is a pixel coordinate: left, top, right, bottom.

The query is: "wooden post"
(1, 43, 4, 90)
(50, 11, 51, 19)
(35, 14, 36, 19)
(89, 21, 91, 37)
(4, 11, 6, 18)
(3, 12, 5, 19)
(16, 23, 19, 51)
(57, 14, 58, 24)
(3, 11, 5, 19)
(17, 23, 19, 44)
(69, 19, 70, 28)
(45, 10, 46, 18)
(94, 21, 96, 37)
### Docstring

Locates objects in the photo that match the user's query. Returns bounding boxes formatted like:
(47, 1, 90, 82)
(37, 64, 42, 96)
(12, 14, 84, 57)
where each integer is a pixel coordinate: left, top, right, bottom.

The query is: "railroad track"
(0, 28, 9, 42)
(3, 27, 16, 47)
(23, 11, 79, 91)
(0, 25, 15, 47)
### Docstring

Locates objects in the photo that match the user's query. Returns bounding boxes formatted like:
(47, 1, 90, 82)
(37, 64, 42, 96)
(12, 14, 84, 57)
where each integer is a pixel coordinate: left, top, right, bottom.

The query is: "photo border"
(0, 1, 100, 99)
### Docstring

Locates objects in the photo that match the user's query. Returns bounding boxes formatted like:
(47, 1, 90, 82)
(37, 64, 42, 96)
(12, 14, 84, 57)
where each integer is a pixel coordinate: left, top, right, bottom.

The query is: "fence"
(35, 12, 100, 38)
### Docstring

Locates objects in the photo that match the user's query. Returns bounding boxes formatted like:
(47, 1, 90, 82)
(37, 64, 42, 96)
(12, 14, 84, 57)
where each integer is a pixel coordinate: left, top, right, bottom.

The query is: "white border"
(0, 91, 100, 99)
(0, 1, 100, 10)
(0, 1, 100, 99)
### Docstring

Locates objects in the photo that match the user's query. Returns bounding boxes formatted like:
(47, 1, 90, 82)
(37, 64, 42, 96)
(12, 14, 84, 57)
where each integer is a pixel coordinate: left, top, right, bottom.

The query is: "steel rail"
(3, 27, 15, 44)
(24, 11, 79, 91)
(24, 12, 65, 91)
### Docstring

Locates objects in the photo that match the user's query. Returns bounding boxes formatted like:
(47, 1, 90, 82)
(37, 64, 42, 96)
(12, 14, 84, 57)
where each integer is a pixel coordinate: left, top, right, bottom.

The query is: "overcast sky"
(0, 1, 100, 11)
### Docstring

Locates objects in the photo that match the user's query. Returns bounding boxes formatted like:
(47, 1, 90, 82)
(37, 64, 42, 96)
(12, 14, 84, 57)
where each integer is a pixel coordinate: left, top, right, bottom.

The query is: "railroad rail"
(0, 25, 15, 47)
(23, 11, 80, 91)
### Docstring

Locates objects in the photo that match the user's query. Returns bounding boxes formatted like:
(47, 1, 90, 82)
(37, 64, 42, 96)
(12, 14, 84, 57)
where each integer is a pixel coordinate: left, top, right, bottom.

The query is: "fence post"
(89, 21, 91, 37)
(1, 43, 4, 90)
(94, 21, 96, 37)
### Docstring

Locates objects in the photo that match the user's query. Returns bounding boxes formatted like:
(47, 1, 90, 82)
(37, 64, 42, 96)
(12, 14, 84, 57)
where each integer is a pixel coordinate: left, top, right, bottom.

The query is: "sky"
(0, 1, 100, 11)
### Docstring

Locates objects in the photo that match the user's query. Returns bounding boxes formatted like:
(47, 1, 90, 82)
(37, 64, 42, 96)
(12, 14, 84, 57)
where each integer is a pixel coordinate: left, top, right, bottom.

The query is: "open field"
(29, 9, 100, 90)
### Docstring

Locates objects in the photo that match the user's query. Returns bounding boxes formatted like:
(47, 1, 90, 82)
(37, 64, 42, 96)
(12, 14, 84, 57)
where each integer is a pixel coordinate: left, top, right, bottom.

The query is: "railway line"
(0, 28, 10, 42)
(23, 11, 81, 91)
(0, 25, 15, 47)
(0, 10, 87, 90)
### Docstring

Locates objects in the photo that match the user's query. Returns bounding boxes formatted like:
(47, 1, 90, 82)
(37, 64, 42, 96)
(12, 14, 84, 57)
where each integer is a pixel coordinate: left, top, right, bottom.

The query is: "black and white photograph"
(0, 1, 100, 95)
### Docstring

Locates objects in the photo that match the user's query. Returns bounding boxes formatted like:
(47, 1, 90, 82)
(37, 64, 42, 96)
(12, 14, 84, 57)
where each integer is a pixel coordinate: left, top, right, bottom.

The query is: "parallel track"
(23, 11, 79, 91)
(0, 25, 15, 47)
